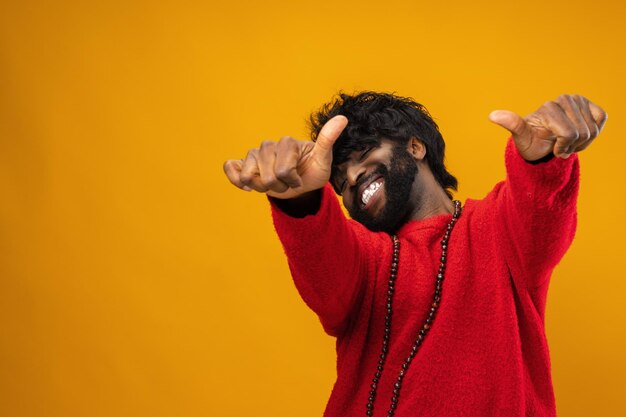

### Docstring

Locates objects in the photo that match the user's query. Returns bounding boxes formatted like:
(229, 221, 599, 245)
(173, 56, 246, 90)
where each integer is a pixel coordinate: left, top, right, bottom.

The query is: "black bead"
(368, 216, 461, 417)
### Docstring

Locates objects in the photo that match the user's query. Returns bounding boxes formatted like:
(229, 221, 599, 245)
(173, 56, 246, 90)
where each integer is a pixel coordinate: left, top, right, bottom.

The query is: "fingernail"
(242, 185, 252, 191)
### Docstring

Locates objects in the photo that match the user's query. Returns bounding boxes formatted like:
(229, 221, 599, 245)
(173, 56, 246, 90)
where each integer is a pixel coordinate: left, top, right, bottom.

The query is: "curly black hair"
(309, 91, 458, 198)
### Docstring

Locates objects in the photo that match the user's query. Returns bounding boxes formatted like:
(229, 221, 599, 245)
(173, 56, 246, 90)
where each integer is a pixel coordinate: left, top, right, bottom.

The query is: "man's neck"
(410, 189, 455, 222)
(407, 167, 455, 222)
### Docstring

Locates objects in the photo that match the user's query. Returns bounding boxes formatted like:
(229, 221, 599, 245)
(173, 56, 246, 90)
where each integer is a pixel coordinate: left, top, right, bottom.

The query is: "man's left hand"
(489, 94, 607, 161)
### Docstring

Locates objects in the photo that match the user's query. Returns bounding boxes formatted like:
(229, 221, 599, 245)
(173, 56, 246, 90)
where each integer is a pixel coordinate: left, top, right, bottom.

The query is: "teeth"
(361, 181, 382, 205)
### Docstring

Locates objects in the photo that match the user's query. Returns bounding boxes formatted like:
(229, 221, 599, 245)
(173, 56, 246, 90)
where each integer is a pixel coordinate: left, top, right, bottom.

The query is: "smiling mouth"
(361, 178, 384, 207)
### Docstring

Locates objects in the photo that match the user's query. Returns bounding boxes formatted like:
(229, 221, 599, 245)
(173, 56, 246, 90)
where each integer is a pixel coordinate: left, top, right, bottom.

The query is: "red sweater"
(270, 140, 579, 417)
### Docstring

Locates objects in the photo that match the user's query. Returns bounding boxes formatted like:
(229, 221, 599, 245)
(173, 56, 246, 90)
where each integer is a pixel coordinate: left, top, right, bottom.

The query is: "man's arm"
(223, 116, 383, 336)
(488, 95, 607, 292)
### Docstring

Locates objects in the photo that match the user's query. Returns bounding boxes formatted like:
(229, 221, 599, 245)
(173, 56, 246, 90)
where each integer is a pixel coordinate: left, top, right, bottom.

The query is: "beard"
(348, 145, 418, 234)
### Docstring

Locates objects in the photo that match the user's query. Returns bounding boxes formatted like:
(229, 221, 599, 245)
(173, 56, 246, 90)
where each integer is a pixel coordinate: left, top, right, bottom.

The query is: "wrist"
(269, 189, 323, 218)
(525, 152, 556, 165)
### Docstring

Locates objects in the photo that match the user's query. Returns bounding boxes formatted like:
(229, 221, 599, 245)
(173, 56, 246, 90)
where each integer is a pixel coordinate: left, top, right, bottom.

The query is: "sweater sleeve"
(495, 139, 580, 293)
(270, 184, 383, 337)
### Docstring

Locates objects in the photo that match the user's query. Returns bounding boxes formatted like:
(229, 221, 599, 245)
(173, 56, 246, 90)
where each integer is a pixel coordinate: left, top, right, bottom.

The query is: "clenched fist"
(489, 94, 607, 161)
(223, 115, 348, 199)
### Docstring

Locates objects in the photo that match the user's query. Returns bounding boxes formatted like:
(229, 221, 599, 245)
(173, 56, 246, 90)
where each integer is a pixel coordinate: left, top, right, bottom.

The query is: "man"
(223, 92, 607, 417)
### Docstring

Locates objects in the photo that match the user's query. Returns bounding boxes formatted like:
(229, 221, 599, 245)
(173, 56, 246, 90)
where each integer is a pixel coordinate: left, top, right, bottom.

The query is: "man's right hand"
(223, 115, 348, 199)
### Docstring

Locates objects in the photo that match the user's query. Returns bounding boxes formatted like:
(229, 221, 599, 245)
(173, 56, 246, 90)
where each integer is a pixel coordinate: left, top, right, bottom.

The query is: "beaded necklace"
(365, 200, 462, 417)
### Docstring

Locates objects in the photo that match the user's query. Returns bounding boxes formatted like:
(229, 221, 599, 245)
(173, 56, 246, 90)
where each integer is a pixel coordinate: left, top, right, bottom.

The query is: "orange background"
(1, 1, 625, 416)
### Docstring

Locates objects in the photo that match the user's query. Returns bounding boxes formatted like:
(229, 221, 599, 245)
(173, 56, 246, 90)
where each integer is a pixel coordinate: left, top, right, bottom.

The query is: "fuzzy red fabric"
(270, 139, 579, 417)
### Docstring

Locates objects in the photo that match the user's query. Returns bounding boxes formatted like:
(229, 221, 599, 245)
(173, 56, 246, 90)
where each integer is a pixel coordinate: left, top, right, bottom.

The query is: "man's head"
(309, 91, 457, 233)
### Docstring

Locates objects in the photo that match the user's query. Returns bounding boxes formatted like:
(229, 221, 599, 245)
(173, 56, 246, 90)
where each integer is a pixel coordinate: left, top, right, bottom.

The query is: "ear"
(407, 137, 426, 161)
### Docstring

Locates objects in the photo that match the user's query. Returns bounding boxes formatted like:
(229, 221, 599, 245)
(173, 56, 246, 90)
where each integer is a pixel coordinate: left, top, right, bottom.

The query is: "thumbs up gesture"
(223, 115, 349, 199)
(488, 95, 607, 161)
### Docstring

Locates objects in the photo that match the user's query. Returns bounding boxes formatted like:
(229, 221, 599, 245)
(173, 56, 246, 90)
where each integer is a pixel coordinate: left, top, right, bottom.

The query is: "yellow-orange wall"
(1, 1, 625, 416)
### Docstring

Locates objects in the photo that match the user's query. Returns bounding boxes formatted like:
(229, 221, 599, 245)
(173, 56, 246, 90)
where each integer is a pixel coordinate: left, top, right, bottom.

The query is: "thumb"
(313, 115, 349, 165)
(488, 110, 529, 139)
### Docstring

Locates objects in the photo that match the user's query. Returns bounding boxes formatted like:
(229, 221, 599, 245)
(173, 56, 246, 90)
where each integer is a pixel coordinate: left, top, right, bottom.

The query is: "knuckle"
(275, 166, 293, 181)
(260, 174, 278, 188)
(260, 140, 275, 149)
(543, 100, 557, 110)
(581, 125, 592, 140)
(566, 129, 579, 140)
(239, 168, 255, 184)
(591, 125, 600, 137)
(278, 136, 297, 149)
(557, 94, 574, 107)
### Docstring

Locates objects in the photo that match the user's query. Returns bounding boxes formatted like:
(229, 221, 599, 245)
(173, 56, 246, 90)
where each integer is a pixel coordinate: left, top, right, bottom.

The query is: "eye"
(359, 146, 375, 161)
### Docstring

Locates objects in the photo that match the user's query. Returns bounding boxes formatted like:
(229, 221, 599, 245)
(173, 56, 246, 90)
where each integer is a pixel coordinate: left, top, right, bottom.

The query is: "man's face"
(332, 140, 418, 234)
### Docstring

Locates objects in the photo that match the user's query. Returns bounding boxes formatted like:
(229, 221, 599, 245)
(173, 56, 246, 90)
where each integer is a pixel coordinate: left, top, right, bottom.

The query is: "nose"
(346, 161, 366, 188)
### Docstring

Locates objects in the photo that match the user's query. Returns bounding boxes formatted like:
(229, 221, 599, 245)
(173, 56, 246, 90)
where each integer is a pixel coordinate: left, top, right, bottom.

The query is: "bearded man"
(223, 92, 607, 417)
